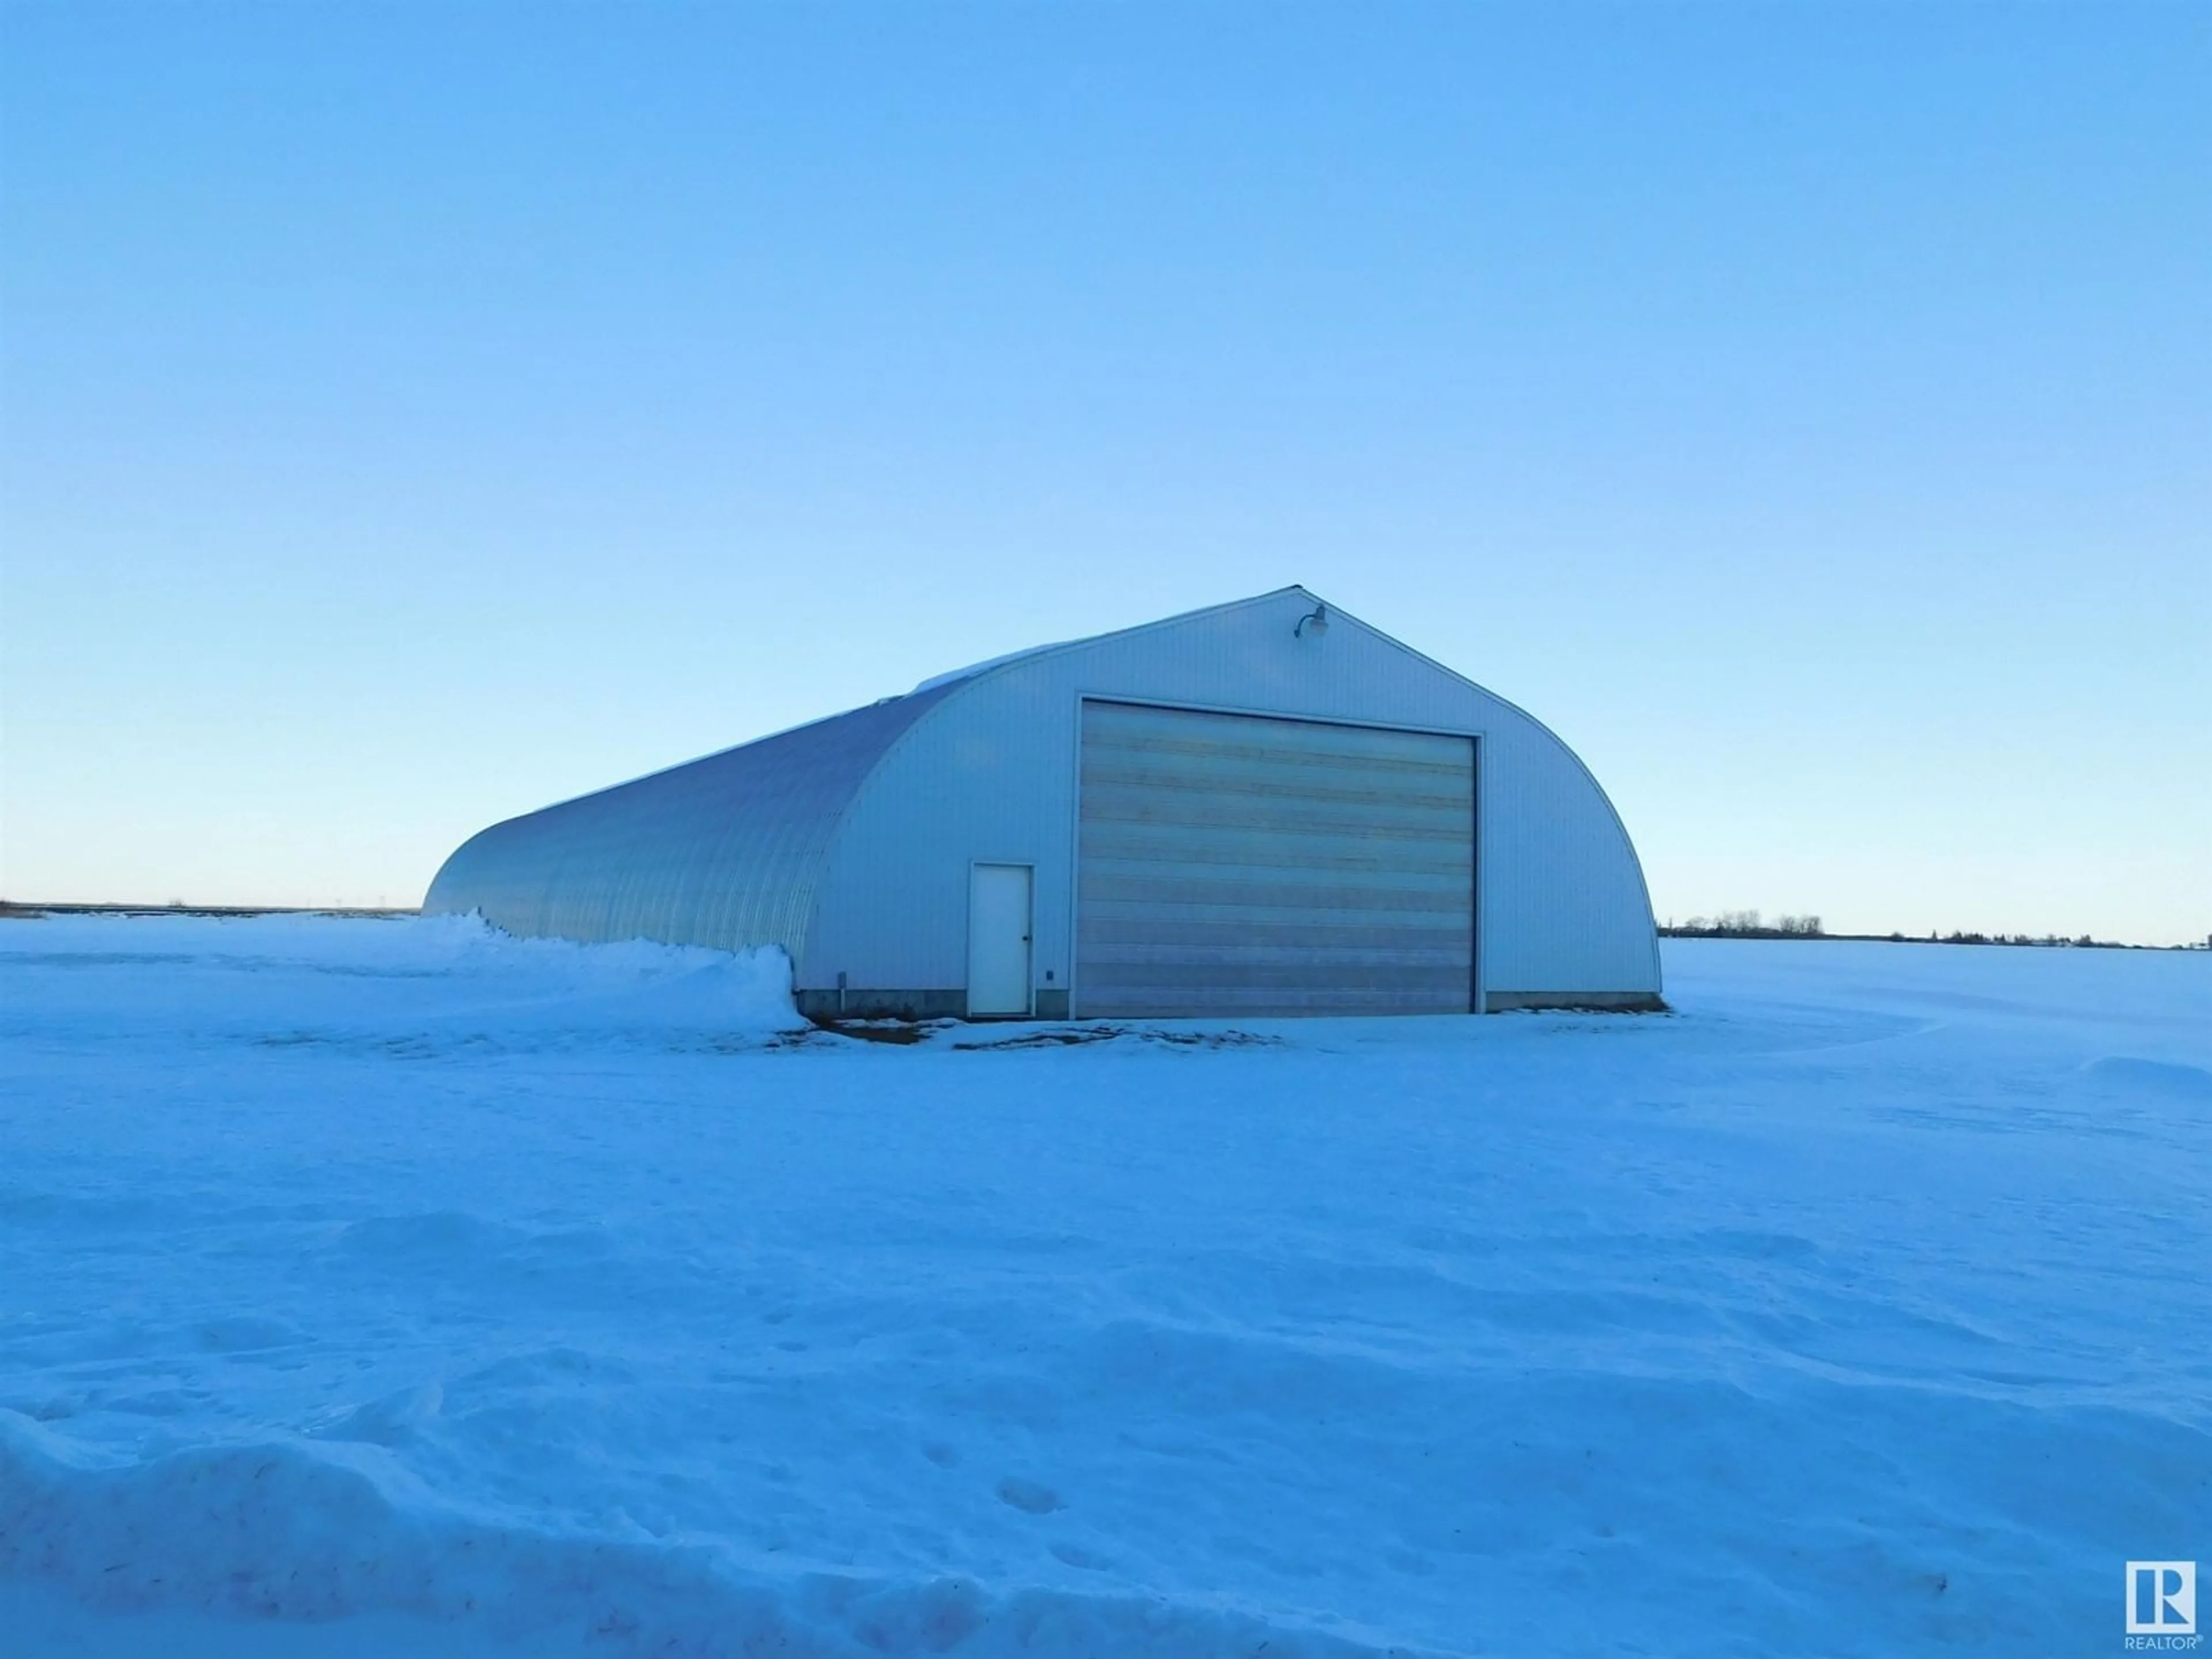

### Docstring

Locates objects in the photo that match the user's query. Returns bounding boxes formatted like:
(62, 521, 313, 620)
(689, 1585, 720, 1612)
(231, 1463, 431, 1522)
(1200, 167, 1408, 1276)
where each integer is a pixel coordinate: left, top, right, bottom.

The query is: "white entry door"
(967, 863, 1034, 1017)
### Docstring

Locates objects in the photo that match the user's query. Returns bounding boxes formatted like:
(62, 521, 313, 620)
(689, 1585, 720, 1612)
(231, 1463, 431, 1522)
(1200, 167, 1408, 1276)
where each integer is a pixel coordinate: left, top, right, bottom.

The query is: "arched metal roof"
(425, 586, 1659, 1005)
(422, 679, 963, 955)
(424, 593, 1319, 955)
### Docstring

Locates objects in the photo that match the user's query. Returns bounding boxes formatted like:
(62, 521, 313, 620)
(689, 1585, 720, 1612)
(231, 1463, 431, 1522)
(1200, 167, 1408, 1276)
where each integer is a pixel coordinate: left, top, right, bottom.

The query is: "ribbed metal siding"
(421, 684, 959, 956)
(1074, 701, 1474, 1017)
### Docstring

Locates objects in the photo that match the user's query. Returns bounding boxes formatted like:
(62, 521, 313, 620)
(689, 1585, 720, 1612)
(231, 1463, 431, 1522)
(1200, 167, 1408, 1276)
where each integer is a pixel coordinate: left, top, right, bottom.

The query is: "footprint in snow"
(996, 1476, 1062, 1514)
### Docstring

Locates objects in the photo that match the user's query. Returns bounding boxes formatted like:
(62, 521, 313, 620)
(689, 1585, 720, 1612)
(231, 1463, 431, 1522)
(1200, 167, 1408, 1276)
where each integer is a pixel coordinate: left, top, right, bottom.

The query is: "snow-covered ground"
(1, 914, 2205, 1657)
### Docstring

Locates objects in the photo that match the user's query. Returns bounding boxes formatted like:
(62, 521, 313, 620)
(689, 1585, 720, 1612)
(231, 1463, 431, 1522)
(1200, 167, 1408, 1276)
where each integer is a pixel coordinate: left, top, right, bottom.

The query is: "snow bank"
(0, 911, 807, 1051)
(0, 1412, 1406, 1658)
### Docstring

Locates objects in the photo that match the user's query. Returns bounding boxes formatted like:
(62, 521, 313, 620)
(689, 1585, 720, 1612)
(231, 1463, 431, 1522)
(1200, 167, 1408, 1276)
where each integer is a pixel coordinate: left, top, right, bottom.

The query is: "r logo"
(2128, 1562, 2198, 1637)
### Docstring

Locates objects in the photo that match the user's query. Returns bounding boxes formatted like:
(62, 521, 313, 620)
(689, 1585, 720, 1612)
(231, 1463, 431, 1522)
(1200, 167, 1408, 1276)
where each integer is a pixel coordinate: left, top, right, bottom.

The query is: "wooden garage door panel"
(1075, 702, 1474, 1018)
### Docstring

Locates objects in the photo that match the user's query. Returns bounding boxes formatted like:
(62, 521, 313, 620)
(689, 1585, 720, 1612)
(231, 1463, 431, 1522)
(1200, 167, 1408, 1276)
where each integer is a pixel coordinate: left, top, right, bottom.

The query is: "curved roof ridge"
(908, 587, 1312, 696)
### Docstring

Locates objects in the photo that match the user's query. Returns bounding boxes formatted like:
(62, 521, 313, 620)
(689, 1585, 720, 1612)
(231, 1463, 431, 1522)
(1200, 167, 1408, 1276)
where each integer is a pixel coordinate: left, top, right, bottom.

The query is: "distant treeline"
(1657, 911, 2176, 949)
(1664, 911, 1824, 938)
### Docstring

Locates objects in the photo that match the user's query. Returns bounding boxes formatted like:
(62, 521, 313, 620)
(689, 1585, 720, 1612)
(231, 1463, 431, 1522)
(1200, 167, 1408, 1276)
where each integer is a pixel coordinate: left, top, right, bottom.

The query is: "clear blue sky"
(3, 3, 2206, 942)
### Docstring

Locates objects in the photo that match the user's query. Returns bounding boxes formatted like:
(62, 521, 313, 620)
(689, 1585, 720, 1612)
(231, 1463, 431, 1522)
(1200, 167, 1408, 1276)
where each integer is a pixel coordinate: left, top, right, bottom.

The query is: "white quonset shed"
(424, 588, 1662, 1019)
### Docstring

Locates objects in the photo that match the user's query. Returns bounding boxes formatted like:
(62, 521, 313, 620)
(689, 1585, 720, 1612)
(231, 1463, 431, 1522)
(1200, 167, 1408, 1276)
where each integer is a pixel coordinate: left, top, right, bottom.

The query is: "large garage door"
(1075, 701, 1475, 1017)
